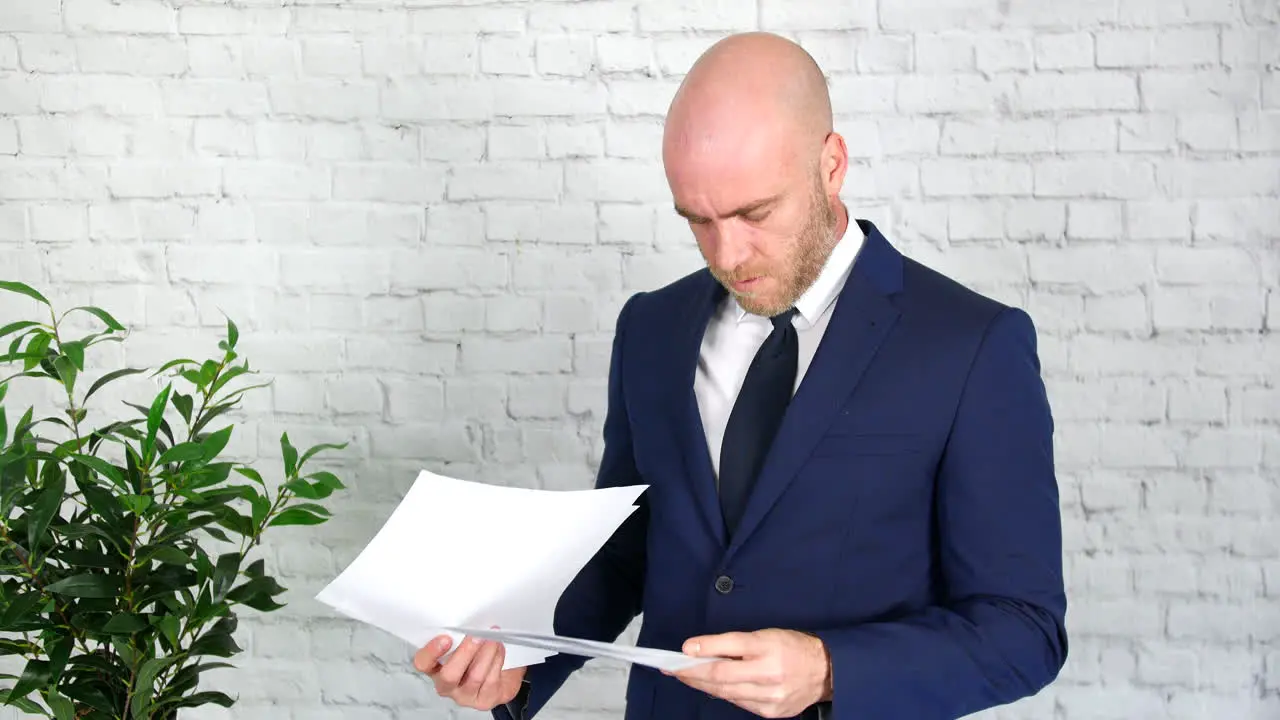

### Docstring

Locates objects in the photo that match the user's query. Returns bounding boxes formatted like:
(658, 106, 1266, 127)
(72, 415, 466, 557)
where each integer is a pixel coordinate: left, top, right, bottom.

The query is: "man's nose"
(711, 222, 752, 271)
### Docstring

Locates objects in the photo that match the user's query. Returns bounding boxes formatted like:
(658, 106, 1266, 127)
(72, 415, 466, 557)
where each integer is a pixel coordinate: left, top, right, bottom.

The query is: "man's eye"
(744, 212, 769, 223)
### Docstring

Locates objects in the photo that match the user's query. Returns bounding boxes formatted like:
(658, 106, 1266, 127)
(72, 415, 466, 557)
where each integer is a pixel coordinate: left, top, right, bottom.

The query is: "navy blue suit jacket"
(496, 220, 1067, 720)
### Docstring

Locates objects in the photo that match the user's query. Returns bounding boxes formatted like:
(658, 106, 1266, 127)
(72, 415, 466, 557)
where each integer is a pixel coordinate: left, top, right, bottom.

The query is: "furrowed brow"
(673, 193, 784, 222)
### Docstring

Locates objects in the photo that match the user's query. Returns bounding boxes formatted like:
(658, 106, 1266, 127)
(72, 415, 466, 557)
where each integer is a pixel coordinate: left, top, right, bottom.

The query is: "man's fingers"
(675, 657, 771, 687)
(476, 642, 508, 702)
(437, 635, 484, 687)
(676, 673, 771, 701)
(413, 635, 453, 674)
(461, 640, 500, 693)
(683, 631, 756, 658)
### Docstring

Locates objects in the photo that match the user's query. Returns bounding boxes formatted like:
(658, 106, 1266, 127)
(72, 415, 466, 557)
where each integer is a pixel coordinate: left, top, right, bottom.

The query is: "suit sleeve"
(492, 292, 650, 720)
(811, 306, 1068, 720)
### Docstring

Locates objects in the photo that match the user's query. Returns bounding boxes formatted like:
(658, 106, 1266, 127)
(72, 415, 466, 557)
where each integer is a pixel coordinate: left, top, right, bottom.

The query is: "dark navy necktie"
(719, 307, 799, 537)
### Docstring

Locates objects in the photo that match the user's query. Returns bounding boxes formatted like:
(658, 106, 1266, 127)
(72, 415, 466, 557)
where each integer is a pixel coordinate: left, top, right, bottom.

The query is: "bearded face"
(706, 173, 839, 316)
(679, 168, 840, 318)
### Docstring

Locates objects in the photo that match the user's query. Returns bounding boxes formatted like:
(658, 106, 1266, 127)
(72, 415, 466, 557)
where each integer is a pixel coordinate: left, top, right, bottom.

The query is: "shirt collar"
(733, 222, 864, 327)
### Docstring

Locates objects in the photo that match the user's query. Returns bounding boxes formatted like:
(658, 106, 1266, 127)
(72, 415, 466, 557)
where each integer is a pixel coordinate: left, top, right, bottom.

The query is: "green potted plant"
(0, 281, 346, 719)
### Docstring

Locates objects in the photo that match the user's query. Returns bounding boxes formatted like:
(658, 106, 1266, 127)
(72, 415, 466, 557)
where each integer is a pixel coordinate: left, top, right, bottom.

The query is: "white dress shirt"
(694, 224, 864, 480)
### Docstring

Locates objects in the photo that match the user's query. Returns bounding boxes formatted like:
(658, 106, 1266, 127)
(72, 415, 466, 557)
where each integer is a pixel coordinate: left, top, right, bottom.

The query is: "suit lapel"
(724, 221, 904, 560)
(671, 271, 730, 549)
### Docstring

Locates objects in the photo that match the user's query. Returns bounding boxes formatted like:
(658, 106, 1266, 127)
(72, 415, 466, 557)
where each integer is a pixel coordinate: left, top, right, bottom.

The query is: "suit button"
(714, 575, 733, 594)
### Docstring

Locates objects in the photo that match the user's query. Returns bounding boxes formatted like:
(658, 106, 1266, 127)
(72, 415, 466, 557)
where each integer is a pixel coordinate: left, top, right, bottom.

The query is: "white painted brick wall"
(0, 0, 1276, 718)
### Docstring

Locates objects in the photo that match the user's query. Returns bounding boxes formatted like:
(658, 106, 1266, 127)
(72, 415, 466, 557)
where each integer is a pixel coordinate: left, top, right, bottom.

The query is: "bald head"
(663, 32, 833, 173)
(661, 32, 849, 318)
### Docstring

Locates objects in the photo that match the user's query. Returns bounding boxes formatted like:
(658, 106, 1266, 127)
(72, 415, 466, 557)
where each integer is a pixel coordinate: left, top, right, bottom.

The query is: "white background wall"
(1, 0, 1277, 718)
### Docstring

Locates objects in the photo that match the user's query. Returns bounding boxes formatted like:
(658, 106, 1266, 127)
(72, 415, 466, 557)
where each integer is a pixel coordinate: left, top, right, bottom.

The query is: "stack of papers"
(315, 470, 716, 672)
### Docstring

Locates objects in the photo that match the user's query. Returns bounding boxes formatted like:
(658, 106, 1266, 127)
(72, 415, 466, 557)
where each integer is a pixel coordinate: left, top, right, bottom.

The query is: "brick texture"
(0, 0, 1276, 718)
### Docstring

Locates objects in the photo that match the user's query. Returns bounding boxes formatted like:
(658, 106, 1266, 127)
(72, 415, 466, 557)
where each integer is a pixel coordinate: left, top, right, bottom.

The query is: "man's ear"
(820, 131, 848, 197)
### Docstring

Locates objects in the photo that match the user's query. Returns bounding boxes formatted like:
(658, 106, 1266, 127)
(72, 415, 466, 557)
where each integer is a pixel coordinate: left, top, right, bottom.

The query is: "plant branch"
(0, 524, 94, 658)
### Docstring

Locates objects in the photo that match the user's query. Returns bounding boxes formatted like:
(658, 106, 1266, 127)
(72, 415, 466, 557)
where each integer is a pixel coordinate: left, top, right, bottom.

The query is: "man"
(413, 31, 1068, 720)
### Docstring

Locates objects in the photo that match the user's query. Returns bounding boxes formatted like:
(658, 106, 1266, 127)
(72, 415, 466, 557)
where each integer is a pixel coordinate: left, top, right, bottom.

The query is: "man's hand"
(665, 629, 831, 718)
(413, 633, 527, 711)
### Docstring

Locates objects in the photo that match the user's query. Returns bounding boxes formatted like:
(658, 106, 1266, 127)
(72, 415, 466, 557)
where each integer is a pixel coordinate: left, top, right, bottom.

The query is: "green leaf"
(268, 506, 329, 527)
(244, 558, 266, 578)
(52, 355, 76, 393)
(280, 432, 297, 478)
(161, 690, 236, 712)
(142, 545, 190, 566)
(233, 466, 264, 487)
(211, 551, 240, 603)
(289, 501, 332, 517)
(45, 573, 121, 598)
(61, 680, 118, 717)
(61, 340, 85, 371)
(144, 383, 172, 459)
(0, 592, 45, 631)
(153, 358, 197, 376)
(210, 364, 250, 396)
(0, 281, 50, 307)
(12, 406, 32, 445)
(56, 523, 124, 553)
(1, 694, 47, 716)
(66, 305, 125, 332)
(207, 380, 271, 410)
(172, 392, 193, 424)
(0, 406, 6, 447)
(283, 477, 325, 500)
(298, 441, 348, 469)
(162, 663, 235, 700)
(22, 332, 51, 372)
(308, 470, 346, 492)
(189, 632, 240, 659)
(69, 609, 112, 633)
(102, 613, 148, 633)
(212, 506, 254, 537)
(0, 639, 35, 656)
(59, 548, 119, 569)
(190, 461, 232, 490)
(0, 320, 41, 340)
(46, 690, 74, 720)
(199, 359, 218, 385)
(200, 425, 233, 460)
(1, 466, 28, 520)
(225, 316, 239, 348)
(8, 658, 50, 706)
(227, 575, 286, 611)
(63, 407, 86, 427)
(27, 464, 64, 551)
(78, 481, 126, 537)
(84, 367, 145, 402)
(45, 636, 72, 685)
(157, 614, 181, 649)
(69, 454, 127, 490)
(130, 656, 182, 720)
(200, 525, 231, 543)
(119, 494, 152, 515)
(250, 493, 270, 527)
(155, 441, 204, 467)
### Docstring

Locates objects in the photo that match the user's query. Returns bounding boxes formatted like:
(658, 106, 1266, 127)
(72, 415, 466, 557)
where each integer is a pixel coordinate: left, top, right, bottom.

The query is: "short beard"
(725, 175, 838, 318)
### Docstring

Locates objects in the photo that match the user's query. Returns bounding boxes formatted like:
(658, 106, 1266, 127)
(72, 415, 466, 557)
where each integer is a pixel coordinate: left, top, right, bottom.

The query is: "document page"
(315, 469, 667, 669)
(445, 626, 719, 672)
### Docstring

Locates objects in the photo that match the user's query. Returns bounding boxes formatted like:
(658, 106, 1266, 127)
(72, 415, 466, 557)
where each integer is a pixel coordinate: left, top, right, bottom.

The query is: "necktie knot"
(770, 308, 798, 331)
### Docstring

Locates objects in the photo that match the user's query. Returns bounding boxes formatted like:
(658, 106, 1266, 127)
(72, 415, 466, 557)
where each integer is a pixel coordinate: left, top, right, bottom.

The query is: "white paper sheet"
(445, 626, 720, 672)
(314, 469, 651, 670)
